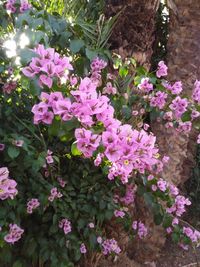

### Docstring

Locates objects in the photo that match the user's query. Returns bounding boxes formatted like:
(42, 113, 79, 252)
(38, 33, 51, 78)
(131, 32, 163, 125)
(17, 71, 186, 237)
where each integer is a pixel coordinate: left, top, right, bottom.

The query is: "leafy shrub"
(0, 1, 200, 266)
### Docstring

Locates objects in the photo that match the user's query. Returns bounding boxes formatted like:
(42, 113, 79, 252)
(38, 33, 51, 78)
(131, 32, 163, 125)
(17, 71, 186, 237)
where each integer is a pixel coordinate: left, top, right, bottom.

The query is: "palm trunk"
(106, 0, 159, 70)
(153, 0, 200, 186)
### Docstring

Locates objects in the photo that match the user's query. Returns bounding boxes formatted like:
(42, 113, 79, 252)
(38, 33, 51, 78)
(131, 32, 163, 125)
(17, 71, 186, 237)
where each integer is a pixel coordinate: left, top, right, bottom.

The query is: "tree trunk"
(153, 0, 200, 186)
(106, 0, 159, 70)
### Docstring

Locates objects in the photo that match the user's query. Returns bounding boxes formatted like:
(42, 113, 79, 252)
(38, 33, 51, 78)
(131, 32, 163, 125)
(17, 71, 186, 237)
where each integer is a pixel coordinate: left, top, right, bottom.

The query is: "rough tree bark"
(106, 0, 159, 70)
(153, 0, 200, 186)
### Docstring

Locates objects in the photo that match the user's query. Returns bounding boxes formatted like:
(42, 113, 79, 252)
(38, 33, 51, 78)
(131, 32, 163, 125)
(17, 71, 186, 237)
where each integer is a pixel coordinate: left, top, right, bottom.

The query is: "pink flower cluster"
(177, 121, 192, 134)
(59, 219, 72, 235)
(132, 221, 148, 239)
(32, 92, 72, 124)
(48, 187, 62, 202)
(71, 77, 112, 127)
(192, 80, 200, 104)
(156, 61, 168, 78)
(183, 227, 200, 243)
(2, 81, 17, 94)
(150, 91, 168, 109)
(4, 224, 24, 244)
(101, 238, 121, 255)
(6, 0, 31, 13)
(31, 56, 162, 184)
(75, 128, 101, 158)
(169, 96, 188, 119)
(166, 195, 191, 217)
(138, 78, 153, 93)
(170, 81, 183, 95)
(27, 198, 40, 214)
(22, 45, 73, 88)
(90, 57, 107, 85)
(103, 82, 117, 95)
(0, 167, 18, 200)
(119, 184, 136, 205)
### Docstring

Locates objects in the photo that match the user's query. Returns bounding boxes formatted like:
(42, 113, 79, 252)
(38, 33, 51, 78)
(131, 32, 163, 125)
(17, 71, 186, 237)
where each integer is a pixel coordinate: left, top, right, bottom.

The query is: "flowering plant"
(0, 0, 200, 266)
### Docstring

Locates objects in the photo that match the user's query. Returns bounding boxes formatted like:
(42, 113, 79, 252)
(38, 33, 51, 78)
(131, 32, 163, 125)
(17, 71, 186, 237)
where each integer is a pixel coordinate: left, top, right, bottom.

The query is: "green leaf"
(19, 48, 38, 65)
(85, 48, 98, 61)
(70, 39, 85, 53)
(119, 67, 128, 78)
(172, 232, 180, 243)
(7, 146, 20, 159)
(71, 142, 82, 156)
(181, 111, 191, 122)
(154, 213, 163, 225)
(122, 105, 132, 120)
(89, 233, 96, 249)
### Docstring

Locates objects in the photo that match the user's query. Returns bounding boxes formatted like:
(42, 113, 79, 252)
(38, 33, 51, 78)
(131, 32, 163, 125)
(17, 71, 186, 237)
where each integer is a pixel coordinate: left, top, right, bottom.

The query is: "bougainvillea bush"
(0, 0, 200, 266)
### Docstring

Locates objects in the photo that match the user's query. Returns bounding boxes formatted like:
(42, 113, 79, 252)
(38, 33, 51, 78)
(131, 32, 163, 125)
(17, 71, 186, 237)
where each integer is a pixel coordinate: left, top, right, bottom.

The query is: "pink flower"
(20, 0, 31, 13)
(191, 110, 200, 120)
(27, 198, 40, 214)
(102, 238, 121, 255)
(114, 210, 125, 218)
(48, 187, 62, 202)
(3, 81, 17, 94)
(59, 219, 72, 235)
(150, 91, 168, 109)
(6, 0, 17, 13)
(4, 224, 24, 244)
(22, 66, 37, 77)
(103, 82, 117, 95)
(80, 243, 87, 254)
(169, 96, 188, 119)
(143, 123, 149, 131)
(46, 150, 54, 164)
(166, 227, 172, 234)
(39, 74, 53, 88)
(197, 134, 200, 144)
(97, 236, 103, 244)
(53, 99, 72, 121)
(13, 140, 24, 147)
(132, 221, 148, 239)
(70, 76, 78, 86)
(0, 144, 5, 151)
(179, 243, 189, 250)
(172, 218, 179, 226)
(94, 153, 103, 166)
(156, 61, 168, 78)
(151, 185, 157, 192)
(41, 111, 54, 124)
(0, 167, 18, 200)
(138, 78, 153, 93)
(88, 223, 95, 228)
(132, 110, 139, 116)
(177, 121, 192, 134)
(57, 177, 67, 188)
(157, 179, 167, 192)
(192, 80, 200, 104)
(120, 184, 136, 205)
(170, 81, 183, 95)
(147, 174, 154, 181)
